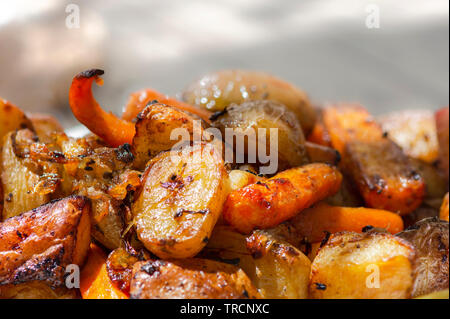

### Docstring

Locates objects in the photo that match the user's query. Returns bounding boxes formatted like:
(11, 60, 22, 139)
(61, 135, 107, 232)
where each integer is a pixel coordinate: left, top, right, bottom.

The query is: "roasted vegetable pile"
(0, 69, 448, 299)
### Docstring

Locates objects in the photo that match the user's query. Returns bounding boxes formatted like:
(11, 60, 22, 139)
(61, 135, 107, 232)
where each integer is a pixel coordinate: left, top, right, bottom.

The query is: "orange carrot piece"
(223, 163, 342, 234)
(291, 202, 404, 243)
(69, 69, 135, 147)
(122, 89, 212, 124)
(80, 244, 128, 299)
(322, 105, 425, 215)
(440, 193, 449, 222)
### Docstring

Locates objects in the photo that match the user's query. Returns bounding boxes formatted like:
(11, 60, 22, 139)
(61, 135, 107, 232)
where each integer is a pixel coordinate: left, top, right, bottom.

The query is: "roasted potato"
(182, 70, 316, 134)
(1, 130, 50, 220)
(309, 231, 415, 299)
(202, 226, 311, 299)
(305, 141, 341, 166)
(409, 158, 447, 201)
(228, 169, 265, 192)
(397, 217, 449, 297)
(0, 98, 34, 144)
(0, 282, 78, 299)
(132, 143, 228, 258)
(131, 103, 201, 169)
(435, 107, 449, 182)
(130, 258, 260, 299)
(211, 100, 308, 173)
(28, 113, 65, 144)
(379, 110, 439, 163)
(0, 196, 91, 298)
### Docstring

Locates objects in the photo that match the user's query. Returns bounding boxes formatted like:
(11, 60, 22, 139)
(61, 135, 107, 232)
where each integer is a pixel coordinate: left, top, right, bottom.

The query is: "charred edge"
(115, 143, 134, 163)
(334, 150, 342, 165)
(320, 231, 331, 248)
(315, 282, 327, 290)
(76, 69, 105, 79)
(209, 108, 228, 121)
(362, 225, 374, 233)
(174, 209, 209, 219)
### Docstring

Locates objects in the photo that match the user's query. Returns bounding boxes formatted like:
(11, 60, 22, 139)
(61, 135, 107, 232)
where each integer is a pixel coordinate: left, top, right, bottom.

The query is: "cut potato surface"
(132, 143, 228, 259)
(310, 231, 415, 299)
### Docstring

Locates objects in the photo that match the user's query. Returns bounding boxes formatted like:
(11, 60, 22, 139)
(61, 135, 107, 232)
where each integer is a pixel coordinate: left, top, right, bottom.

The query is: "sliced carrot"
(223, 163, 342, 234)
(322, 105, 425, 215)
(80, 244, 128, 299)
(122, 88, 212, 124)
(69, 69, 136, 147)
(291, 202, 404, 243)
(440, 193, 449, 222)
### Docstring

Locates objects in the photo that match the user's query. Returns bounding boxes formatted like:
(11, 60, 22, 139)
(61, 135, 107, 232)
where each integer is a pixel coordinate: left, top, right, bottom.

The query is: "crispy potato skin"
(440, 193, 449, 221)
(310, 231, 415, 299)
(133, 143, 228, 259)
(28, 113, 64, 144)
(131, 103, 199, 169)
(0, 196, 91, 290)
(322, 105, 425, 215)
(1, 130, 50, 220)
(130, 258, 259, 299)
(0, 98, 34, 144)
(291, 203, 404, 243)
(182, 70, 316, 134)
(212, 100, 308, 172)
(435, 107, 449, 181)
(345, 141, 425, 215)
(379, 110, 439, 163)
(397, 217, 449, 297)
(223, 163, 342, 234)
(202, 226, 311, 299)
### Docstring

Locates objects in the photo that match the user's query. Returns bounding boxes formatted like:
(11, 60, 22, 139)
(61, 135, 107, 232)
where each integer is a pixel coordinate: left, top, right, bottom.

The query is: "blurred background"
(0, 0, 448, 131)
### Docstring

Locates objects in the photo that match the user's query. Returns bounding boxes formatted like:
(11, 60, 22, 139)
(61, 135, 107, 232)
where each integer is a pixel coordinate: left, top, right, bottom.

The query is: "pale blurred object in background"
(0, 0, 448, 129)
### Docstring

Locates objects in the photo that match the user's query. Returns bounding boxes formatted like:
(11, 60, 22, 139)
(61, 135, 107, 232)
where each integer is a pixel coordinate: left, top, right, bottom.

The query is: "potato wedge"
(0, 98, 34, 144)
(440, 193, 449, 221)
(223, 163, 342, 234)
(379, 110, 439, 163)
(28, 113, 64, 144)
(397, 217, 449, 297)
(322, 105, 426, 215)
(182, 70, 316, 134)
(212, 100, 308, 173)
(203, 226, 311, 299)
(1, 130, 50, 220)
(130, 258, 259, 299)
(0, 196, 91, 293)
(436, 107, 449, 181)
(202, 226, 311, 299)
(132, 143, 228, 258)
(131, 103, 201, 169)
(310, 231, 415, 299)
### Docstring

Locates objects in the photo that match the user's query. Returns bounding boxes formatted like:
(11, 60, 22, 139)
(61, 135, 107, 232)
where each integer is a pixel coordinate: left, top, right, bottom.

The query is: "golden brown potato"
(415, 289, 449, 299)
(1, 130, 50, 220)
(130, 258, 260, 299)
(309, 231, 415, 299)
(182, 70, 316, 134)
(0, 282, 78, 299)
(397, 217, 449, 297)
(28, 113, 65, 144)
(379, 110, 439, 163)
(212, 100, 308, 174)
(0, 196, 91, 297)
(202, 226, 311, 299)
(131, 103, 201, 169)
(0, 98, 34, 145)
(132, 143, 228, 259)
(228, 169, 264, 192)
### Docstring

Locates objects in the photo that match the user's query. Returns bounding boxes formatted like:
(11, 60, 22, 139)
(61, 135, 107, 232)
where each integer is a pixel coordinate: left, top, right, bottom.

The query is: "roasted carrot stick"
(322, 105, 425, 215)
(440, 193, 449, 222)
(291, 202, 404, 243)
(80, 244, 128, 299)
(122, 89, 212, 124)
(69, 69, 136, 147)
(223, 163, 343, 234)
